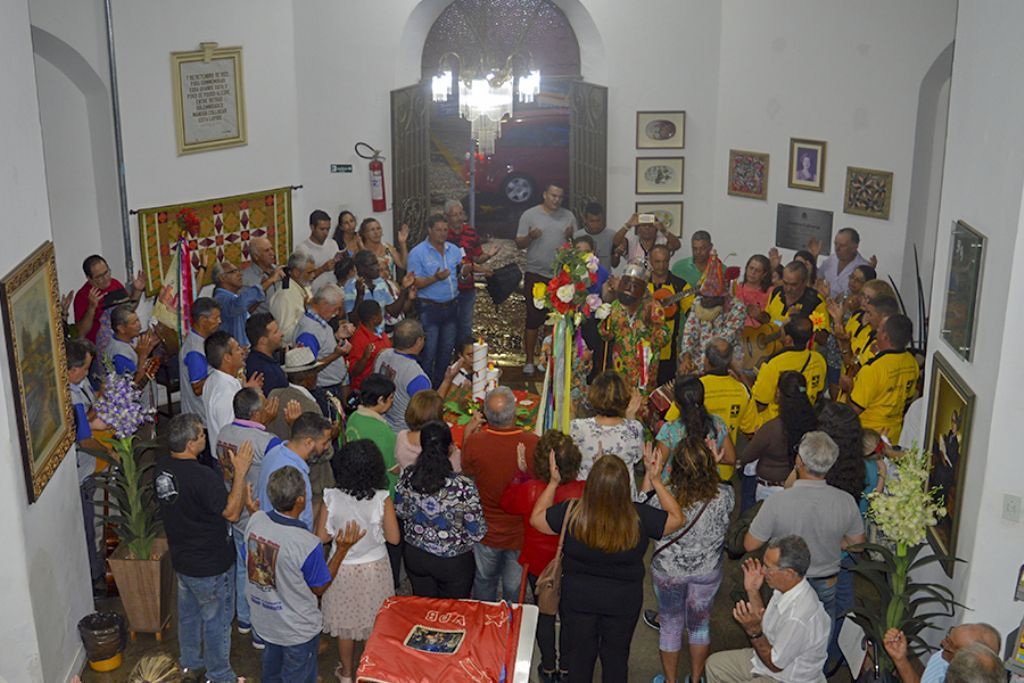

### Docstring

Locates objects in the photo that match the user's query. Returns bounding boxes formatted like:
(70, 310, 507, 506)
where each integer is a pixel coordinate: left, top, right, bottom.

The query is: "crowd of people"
(64, 185, 1008, 683)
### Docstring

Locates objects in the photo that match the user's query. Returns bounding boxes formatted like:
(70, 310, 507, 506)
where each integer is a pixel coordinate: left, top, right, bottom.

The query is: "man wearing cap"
(677, 253, 747, 375)
(598, 262, 668, 392)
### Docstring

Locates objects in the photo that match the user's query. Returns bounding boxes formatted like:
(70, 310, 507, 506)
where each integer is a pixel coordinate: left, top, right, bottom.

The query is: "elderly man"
(599, 262, 669, 391)
(294, 284, 354, 413)
(258, 412, 335, 531)
(809, 228, 874, 300)
(762, 261, 829, 333)
(648, 244, 690, 385)
(408, 214, 467, 386)
(461, 386, 540, 602)
(203, 331, 263, 457)
(945, 643, 1004, 683)
(611, 212, 681, 271)
(104, 303, 160, 390)
(211, 260, 265, 345)
(671, 230, 713, 288)
(74, 254, 146, 343)
(245, 466, 363, 682)
(745, 432, 866, 662)
(296, 209, 342, 293)
(883, 622, 1001, 683)
(179, 297, 222, 424)
(705, 535, 830, 682)
(373, 319, 430, 431)
(242, 236, 286, 314)
(269, 251, 316, 343)
(445, 198, 497, 341)
(515, 184, 577, 375)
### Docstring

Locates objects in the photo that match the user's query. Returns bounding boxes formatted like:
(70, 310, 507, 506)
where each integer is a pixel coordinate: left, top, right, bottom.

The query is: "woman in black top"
(531, 446, 684, 682)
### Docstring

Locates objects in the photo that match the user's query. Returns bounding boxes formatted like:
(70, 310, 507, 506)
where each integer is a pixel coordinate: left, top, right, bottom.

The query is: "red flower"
(589, 272, 598, 284)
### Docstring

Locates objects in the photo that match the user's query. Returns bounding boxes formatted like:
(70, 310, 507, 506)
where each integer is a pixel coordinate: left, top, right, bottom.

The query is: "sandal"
(333, 664, 353, 683)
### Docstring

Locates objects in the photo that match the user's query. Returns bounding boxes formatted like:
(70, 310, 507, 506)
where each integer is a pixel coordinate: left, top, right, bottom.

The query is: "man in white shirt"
(270, 251, 316, 343)
(296, 209, 342, 293)
(202, 330, 264, 458)
(705, 535, 830, 683)
(810, 228, 873, 300)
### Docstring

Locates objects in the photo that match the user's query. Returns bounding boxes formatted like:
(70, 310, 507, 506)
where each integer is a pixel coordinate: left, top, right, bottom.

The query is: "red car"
(465, 109, 570, 205)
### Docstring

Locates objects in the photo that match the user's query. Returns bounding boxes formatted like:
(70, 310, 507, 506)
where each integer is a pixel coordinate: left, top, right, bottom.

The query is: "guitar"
(651, 283, 696, 318)
(740, 323, 785, 370)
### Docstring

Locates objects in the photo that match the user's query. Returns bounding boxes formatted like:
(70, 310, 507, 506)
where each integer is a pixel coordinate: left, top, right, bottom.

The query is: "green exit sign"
(330, 164, 353, 173)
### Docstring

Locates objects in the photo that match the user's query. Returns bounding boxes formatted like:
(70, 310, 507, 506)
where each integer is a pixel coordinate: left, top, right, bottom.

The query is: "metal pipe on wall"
(103, 0, 133, 277)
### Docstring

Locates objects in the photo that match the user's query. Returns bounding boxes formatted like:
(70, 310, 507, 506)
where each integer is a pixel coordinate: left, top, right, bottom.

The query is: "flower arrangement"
(91, 371, 160, 560)
(848, 447, 962, 678)
(531, 243, 604, 320)
(175, 207, 201, 237)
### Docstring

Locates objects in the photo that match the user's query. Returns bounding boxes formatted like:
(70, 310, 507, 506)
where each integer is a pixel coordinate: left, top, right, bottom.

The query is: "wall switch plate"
(1003, 494, 1022, 523)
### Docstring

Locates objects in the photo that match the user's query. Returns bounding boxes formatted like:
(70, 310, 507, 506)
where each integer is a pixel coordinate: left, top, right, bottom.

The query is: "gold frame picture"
(636, 111, 686, 149)
(636, 157, 685, 195)
(171, 43, 247, 155)
(788, 138, 827, 192)
(0, 242, 75, 503)
(727, 149, 770, 200)
(844, 166, 894, 220)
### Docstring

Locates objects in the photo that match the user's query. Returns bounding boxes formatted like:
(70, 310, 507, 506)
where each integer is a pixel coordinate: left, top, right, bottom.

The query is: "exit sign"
(330, 164, 353, 173)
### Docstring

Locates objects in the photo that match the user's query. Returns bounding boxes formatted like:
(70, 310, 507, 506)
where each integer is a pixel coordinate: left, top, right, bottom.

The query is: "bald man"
(883, 621, 1001, 683)
(242, 237, 286, 314)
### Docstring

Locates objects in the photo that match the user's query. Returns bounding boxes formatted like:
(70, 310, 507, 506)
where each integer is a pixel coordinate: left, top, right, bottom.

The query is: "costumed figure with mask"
(598, 261, 668, 392)
(677, 252, 746, 375)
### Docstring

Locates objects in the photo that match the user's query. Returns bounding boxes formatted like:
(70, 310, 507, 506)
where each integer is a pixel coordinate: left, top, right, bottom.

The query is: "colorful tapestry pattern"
(137, 186, 293, 296)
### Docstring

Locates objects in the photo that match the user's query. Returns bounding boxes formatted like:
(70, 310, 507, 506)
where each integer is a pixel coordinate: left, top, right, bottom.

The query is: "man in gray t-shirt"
(514, 183, 578, 374)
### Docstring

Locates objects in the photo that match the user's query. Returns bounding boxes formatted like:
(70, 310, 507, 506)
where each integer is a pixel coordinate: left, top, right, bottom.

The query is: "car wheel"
(502, 174, 534, 205)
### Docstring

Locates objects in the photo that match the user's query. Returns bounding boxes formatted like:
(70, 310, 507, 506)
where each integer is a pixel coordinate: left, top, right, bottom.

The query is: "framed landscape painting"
(635, 201, 684, 237)
(636, 157, 684, 194)
(788, 138, 827, 191)
(925, 353, 974, 576)
(636, 111, 685, 149)
(0, 242, 75, 503)
(844, 166, 893, 220)
(727, 149, 769, 200)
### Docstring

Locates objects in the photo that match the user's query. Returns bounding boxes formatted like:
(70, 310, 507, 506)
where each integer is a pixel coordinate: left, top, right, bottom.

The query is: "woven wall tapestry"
(137, 186, 293, 296)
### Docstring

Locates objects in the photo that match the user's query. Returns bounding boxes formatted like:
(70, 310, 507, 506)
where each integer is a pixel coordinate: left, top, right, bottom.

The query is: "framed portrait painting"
(636, 111, 685, 149)
(171, 43, 247, 155)
(727, 149, 769, 200)
(635, 201, 684, 237)
(844, 167, 894, 220)
(0, 242, 75, 503)
(636, 157, 684, 194)
(924, 353, 974, 576)
(941, 220, 985, 361)
(788, 138, 826, 191)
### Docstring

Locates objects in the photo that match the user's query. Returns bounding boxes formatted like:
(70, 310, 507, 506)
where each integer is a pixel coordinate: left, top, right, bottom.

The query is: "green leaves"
(92, 437, 163, 560)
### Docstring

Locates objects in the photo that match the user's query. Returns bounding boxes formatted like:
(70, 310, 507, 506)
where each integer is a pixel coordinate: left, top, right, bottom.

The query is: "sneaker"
(237, 621, 251, 635)
(536, 664, 558, 683)
(652, 676, 667, 683)
(251, 632, 266, 650)
(523, 363, 536, 376)
(643, 609, 661, 631)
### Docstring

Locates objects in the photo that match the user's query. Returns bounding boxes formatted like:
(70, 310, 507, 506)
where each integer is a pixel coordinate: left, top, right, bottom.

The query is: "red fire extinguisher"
(355, 142, 387, 212)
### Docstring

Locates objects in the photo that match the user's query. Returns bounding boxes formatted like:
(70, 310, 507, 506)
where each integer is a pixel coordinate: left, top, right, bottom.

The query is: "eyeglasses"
(90, 268, 111, 280)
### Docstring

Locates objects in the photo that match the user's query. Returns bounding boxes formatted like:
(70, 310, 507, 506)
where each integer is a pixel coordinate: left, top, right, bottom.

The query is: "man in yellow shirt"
(762, 261, 829, 332)
(853, 294, 900, 366)
(751, 316, 827, 427)
(847, 314, 919, 442)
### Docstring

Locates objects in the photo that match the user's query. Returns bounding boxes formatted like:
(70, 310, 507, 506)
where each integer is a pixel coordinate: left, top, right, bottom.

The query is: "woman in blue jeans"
(644, 426, 734, 683)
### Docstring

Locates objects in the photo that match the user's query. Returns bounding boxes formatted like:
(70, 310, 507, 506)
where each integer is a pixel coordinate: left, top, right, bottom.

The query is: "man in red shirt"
(444, 199, 497, 341)
(73, 254, 145, 343)
(461, 385, 538, 601)
(347, 299, 392, 391)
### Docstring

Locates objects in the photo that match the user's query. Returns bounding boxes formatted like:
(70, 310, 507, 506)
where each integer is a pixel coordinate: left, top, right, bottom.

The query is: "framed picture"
(727, 149, 769, 200)
(775, 203, 833, 253)
(171, 43, 247, 155)
(635, 201, 684, 237)
(941, 220, 985, 361)
(636, 111, 685, 149)
(925, 352, 974, 576)
(844, 167, 894, 220)
(0, 242, 75, 503)
(636, 157, 684, 194)
(788, 138, 827, 191)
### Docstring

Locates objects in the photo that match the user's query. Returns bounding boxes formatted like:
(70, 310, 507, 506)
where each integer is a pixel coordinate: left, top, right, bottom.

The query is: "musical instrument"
(651, 283, 696, 318)
(740, 323, 785, 370)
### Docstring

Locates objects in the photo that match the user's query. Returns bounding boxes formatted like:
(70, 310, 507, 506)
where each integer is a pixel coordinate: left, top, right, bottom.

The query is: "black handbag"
(486, 263, 523, 306)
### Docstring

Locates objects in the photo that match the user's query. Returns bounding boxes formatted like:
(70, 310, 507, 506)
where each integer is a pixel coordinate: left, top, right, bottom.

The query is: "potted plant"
(90, 370, 171, 639)
(848, 446, 962, 681)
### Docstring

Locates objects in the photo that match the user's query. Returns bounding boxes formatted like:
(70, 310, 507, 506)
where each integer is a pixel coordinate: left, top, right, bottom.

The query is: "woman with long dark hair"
(332, 210, 362, 256)
(735, 254, 773, 328)
(656, 374, 736, 472)
(739, 371, 818, 502)
(816, 400, 865, 501)
(358, 217, 407, 282)
(531, 447, 684, 682)
(394, 421, 484, 598)
(315, 439, 400, 683)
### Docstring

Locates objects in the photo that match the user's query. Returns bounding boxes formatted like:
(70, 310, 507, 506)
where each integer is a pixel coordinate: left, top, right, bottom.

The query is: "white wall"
(923, 0, 1024, 639)
(0, 0, 93, 680)
(713, 0, 956, 288)
(110, 0, 302, 266)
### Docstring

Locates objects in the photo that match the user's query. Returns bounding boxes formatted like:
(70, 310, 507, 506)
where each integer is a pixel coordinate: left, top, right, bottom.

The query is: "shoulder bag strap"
(554, 499, 576, 555)
(651, 493, 715, 559)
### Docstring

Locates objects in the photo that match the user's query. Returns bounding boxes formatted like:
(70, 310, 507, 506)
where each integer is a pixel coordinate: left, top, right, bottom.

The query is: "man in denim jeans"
(743, 431, 865, 672)
(461, 387, 538, 601)
(155, 413, 256, 683)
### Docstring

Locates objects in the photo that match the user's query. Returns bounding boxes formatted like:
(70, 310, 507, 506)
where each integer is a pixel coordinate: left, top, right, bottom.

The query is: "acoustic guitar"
(651, 283, 696, 318)
(740, 323, 785, 370)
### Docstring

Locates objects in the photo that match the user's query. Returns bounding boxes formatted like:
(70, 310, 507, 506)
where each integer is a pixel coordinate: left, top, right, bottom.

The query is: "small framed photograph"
(635, 201, 684, 236)
(636, 157, 684, 194)
(844, 167, 894, 220)
(403, 625, 465, 655)
(788, 138, 827, 191)
(941, 220, 985, 361)
(636, 111, 686, 149)
(727, 149, 769, 200)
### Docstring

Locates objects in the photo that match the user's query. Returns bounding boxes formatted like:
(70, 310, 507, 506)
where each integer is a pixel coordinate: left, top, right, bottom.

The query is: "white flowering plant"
(847, 446, 964, 675)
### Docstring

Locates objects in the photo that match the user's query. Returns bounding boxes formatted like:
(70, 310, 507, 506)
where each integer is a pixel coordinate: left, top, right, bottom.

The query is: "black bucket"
(78, 611, 127, 663)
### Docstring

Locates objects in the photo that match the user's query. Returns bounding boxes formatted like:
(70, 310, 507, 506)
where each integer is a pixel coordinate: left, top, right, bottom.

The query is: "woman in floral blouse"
(394, 421, 485, 598)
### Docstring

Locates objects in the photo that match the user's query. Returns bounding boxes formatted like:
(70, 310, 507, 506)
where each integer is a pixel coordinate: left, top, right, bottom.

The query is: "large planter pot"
(107, 537, 174, 639)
